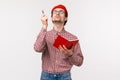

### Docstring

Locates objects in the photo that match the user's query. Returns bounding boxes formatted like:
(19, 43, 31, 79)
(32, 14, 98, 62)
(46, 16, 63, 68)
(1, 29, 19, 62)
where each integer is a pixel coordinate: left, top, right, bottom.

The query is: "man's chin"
(53, 19, 61, 21)
(52, 20, 62, 23)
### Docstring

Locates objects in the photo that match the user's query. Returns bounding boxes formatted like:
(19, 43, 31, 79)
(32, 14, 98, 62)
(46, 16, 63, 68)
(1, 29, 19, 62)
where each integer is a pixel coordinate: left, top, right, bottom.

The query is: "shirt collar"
(52, 28, 66, 35)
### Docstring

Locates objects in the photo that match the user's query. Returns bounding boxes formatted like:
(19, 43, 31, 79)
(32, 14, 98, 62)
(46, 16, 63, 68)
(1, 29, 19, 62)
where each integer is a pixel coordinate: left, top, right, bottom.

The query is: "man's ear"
(65, 17, 68, 21)
(51, 16, 53, 21)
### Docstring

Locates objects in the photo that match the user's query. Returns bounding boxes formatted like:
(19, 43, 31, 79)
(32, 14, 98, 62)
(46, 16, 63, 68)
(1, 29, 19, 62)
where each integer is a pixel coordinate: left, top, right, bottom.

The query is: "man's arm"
(34, 27, 47, 52)
(34, 13, 48, 52)
(68, 43, 84, 66)
(59, 42, 84, 66)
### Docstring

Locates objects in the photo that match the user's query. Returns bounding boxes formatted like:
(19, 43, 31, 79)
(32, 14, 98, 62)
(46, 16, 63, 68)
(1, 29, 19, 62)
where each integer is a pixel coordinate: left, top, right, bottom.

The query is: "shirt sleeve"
(68, 42, 84, 66)
(34, 27, 47, 52)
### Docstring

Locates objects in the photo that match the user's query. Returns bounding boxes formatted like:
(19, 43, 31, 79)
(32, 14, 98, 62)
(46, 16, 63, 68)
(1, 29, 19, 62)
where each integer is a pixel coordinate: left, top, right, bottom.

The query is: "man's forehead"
(53, 8, 64, 11)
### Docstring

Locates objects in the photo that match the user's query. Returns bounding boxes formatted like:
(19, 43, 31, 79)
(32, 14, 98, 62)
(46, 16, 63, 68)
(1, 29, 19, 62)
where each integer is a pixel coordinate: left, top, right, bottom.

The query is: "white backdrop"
(0, 0, 120, 80)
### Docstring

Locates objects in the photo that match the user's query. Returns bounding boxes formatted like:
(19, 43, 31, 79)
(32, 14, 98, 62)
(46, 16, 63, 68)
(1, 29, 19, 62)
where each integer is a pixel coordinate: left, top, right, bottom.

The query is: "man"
(34, 4, 84, 80)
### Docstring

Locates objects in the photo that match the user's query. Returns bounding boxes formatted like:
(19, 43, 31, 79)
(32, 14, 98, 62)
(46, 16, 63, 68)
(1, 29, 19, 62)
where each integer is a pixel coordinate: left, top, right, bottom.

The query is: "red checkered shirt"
(34, 27, 83, 73)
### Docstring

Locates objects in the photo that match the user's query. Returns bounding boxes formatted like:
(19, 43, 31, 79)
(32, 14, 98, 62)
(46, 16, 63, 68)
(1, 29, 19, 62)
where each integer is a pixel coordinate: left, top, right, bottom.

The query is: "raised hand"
(41, 10, 48, 29)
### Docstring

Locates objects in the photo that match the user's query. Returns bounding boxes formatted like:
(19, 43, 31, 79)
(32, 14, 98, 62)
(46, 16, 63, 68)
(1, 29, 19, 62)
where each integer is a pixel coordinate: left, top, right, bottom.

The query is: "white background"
(0, 0, 120, 80)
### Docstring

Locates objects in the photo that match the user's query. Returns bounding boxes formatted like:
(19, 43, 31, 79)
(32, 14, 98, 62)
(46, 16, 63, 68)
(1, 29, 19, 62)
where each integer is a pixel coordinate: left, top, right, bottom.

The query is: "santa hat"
(51, 4, 68, 17)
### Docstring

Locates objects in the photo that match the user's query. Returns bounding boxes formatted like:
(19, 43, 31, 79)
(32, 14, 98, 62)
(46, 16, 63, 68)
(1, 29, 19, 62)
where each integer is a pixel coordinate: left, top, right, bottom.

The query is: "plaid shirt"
(34, 27, 83, 74)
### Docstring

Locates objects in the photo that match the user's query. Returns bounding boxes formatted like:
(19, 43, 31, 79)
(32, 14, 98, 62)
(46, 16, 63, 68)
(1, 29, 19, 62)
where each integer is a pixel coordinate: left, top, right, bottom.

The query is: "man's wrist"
(42, 25, 48, 29)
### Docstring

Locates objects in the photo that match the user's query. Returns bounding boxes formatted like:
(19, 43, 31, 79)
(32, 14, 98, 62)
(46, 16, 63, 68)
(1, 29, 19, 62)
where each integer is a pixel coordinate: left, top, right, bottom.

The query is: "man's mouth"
(55, 15, 60, 18)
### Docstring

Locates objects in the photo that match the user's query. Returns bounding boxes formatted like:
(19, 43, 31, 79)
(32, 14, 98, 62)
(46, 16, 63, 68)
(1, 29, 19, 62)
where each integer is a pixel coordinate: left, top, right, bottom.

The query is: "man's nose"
(56, 12, 60, 15)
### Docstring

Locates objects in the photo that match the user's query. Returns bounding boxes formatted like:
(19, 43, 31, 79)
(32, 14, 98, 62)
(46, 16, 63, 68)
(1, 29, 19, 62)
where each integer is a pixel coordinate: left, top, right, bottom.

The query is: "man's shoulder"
(46, 29, 53, 33)
(64, 31, 78, 40)
(45, 29, 55, 37)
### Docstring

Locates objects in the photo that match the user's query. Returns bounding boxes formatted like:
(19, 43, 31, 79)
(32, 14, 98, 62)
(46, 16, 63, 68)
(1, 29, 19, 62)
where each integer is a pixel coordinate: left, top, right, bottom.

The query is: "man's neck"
(53, 23, 64, 32)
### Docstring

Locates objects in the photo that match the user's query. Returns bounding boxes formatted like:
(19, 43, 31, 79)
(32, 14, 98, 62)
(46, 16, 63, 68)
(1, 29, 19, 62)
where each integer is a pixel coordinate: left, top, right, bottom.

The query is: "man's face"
(52, 8, 67, 24)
